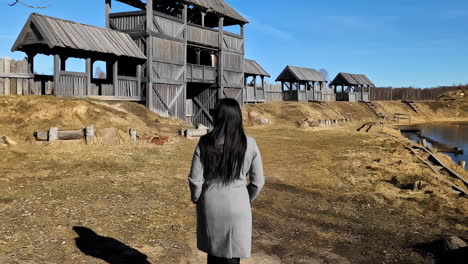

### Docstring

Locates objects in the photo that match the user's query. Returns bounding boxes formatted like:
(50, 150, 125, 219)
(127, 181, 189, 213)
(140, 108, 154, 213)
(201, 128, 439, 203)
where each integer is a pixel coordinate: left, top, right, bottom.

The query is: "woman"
(188, 98, 265, 264)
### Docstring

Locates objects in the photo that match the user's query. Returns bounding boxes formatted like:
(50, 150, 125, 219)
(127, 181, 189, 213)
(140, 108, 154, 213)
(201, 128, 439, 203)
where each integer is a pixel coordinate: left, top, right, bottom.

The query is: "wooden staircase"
(312, 101, 328, 107)
(402, 100, 420, 113)
(362, 101, 385, 119)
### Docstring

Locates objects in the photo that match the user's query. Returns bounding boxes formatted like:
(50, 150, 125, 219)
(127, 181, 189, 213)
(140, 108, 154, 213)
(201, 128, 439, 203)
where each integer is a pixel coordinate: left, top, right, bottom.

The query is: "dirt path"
(0, 125, 467, 263)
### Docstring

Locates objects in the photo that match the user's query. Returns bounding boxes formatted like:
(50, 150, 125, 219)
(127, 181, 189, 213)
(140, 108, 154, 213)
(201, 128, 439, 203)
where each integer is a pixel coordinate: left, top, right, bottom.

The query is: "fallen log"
(35, 129, 84, 141)
(35, 126, 94, 143)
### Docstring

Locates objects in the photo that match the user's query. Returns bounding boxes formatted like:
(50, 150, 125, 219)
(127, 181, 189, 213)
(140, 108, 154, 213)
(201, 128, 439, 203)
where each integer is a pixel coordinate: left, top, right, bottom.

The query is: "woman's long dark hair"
(199, 98, 247, 185)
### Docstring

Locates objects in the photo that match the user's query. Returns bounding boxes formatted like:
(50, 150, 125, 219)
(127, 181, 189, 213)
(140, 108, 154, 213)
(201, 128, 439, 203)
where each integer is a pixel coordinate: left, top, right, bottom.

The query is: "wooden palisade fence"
(0, 57, 54, 96)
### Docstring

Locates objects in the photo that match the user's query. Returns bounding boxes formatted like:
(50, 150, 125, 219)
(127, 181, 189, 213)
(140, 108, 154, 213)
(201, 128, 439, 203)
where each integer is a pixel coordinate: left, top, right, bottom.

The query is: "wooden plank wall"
(222, 52, 243, 88)
(151, 83, 185, 119)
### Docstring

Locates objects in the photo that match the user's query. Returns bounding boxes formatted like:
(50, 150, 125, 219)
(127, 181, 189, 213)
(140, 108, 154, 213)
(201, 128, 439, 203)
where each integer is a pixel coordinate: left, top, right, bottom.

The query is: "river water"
(405, 122, 468, 167)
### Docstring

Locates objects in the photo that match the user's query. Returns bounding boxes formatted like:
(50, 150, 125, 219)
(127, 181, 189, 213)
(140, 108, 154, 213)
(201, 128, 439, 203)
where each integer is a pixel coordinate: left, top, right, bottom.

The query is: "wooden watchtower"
(330, 73, 374, 102)
(106, 0, 248, 126)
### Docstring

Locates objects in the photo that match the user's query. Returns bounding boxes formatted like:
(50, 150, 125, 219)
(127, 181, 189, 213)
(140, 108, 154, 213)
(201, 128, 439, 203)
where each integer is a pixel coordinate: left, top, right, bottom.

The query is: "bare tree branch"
(8, 0, 49, 9)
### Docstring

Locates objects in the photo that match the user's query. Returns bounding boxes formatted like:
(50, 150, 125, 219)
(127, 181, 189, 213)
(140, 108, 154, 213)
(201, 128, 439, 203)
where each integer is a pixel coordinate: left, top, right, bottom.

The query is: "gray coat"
(189, 137, 265, 259)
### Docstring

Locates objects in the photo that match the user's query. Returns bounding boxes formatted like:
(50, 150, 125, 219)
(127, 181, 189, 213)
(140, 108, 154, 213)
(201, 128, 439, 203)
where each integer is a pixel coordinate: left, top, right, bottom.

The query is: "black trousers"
(207, 255, 240, 264)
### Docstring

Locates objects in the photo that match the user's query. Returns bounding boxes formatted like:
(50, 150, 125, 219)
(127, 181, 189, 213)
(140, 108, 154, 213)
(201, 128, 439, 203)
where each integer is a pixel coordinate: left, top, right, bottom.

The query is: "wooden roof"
(275, 66, 327, 82)
(12, 13, 146, 60)
(244, 59, 270, 77)
(188, 0, 248, 24)
(330, 73, 374, 86)
(117, 0, 248, 25)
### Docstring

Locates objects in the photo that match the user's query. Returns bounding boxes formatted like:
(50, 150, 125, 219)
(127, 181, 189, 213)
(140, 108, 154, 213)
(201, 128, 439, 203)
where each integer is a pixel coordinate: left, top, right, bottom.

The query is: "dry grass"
(0, 97, 468, 263)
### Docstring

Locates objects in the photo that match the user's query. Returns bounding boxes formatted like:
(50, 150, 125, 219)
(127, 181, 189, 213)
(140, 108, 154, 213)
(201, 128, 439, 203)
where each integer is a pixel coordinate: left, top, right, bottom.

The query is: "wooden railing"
(56, 71, 87, 96)
(186, 64, 216, 83)
(223, 32, 244, 53)
(116, 76, 140, 97)
(110, 11, 245, 50)
(187, 24, 219, 47)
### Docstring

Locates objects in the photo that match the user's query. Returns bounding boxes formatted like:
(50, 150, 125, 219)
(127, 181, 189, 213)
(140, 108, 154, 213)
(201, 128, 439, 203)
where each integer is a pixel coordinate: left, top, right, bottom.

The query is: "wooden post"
(53, 55, 60, 95)
(86, 58, 91, 95)
(105, 0, 111, 28)
(136, 64, 142, 97)
(48, 127, 58, 142)
(60, 56, 66, 71)
(253, 75, 257, 99)
(297, 82, 300, 101)
(196, 49, 201, 65)
(218, 15, 224, 99)
(86, 125, 95, 144)
(129, 128, 137, 142)
(261, 76, 265, 100)
(26, 52, 35, 95)
(183, 3, 188, 120)
(201, 11, 206, 27)
(305, 82, 309, 102)
(240, 24, 245, 38)
(113, 59, 118, 96)
(460, 161, 466, 169)
(312, 81, 317, 101)
(146, 0, 154, 109)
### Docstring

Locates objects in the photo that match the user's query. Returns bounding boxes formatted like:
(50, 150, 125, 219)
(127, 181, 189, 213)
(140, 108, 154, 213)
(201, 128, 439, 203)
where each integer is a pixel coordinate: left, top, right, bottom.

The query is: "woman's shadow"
(73, 226, 151, 264)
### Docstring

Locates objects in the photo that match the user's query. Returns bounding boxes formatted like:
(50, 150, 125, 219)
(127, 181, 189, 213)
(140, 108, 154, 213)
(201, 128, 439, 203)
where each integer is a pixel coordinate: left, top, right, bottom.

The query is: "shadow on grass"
(73, 226, 151, 264)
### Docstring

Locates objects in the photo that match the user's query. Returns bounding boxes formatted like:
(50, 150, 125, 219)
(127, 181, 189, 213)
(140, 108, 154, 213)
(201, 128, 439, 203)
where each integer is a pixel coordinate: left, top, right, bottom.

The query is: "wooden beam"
(0, 73, 34, 79)
(218, 15, 224, 99)
(105, 0, 112, 28)
(146, 0, 153, 110)
(115, 0, 145, 10)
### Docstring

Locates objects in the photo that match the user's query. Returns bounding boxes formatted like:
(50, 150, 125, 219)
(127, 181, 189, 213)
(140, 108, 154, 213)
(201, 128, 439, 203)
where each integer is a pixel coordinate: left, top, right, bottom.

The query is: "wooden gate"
(191, 87, 218, 127)
(152, 83, 185, 119)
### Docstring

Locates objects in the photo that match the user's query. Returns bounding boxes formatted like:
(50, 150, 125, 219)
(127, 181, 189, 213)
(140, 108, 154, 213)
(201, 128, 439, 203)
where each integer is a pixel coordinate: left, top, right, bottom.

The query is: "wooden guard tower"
(244, 59, 270, 103)
(105, 0, 249, 126)
(330, 73, 374, 102)
(276, 66, 335, 102)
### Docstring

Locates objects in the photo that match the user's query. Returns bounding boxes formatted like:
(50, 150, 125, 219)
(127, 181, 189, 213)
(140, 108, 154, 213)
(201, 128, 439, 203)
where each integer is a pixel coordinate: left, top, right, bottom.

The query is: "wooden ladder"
(402, 100, 420, 113)
(363, 101, 385, 119)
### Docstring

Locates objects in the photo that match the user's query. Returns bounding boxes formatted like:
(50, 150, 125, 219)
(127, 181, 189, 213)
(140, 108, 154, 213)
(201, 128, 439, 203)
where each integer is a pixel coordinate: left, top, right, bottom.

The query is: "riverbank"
(0, 97, 467, 263)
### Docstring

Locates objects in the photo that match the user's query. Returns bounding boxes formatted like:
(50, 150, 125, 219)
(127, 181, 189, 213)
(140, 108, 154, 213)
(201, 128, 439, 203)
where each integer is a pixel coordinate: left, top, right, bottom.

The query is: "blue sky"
(1, 0, 467, 87)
